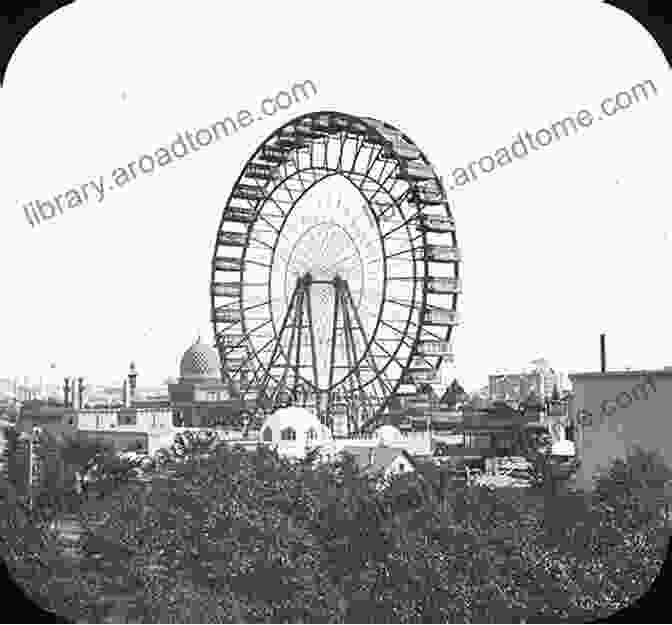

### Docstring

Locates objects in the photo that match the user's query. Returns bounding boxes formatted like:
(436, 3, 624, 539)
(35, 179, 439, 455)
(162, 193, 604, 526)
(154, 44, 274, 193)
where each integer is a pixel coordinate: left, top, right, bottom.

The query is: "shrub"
(595, 446, 672, 496)
(594, 446, 672, 527)
(5, 442, 668, 622)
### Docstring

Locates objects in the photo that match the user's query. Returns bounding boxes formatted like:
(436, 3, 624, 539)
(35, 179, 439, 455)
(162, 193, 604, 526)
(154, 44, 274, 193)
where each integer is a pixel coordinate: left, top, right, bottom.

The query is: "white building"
(339, 444, 417, 484)
(258, 406, 333, 459)
(569, 368, 672, 490)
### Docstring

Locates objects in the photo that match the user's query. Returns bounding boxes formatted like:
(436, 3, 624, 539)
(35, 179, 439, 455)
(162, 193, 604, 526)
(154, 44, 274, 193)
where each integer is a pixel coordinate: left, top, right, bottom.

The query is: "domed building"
(373, 424, 404, 445)
(258, 406, 332, 458)
(179, 340, 223, 382)
(168, 337, 245, 428)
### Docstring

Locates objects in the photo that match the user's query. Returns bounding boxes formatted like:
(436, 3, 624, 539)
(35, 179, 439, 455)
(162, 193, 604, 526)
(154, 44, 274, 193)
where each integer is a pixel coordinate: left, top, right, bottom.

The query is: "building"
(569, 368, 671, 490)
(339, 444, 416, 482)
(168, 338, 247, 428)
(489, 360, 563, 404)
(0, 378, 13, 396)
(258, 406, 333, 459)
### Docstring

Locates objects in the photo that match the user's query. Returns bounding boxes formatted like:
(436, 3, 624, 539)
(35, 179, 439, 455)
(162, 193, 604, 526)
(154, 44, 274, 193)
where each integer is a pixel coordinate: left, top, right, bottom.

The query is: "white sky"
(0, 0, 670, 392)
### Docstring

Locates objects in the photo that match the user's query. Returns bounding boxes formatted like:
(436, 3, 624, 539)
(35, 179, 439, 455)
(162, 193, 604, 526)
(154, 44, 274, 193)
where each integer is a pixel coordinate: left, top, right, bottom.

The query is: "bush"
(5, 442, 668, 622)
(122, 440, 145, 453)
(595, 446, 672, 496)
(594, 446, 672, 528)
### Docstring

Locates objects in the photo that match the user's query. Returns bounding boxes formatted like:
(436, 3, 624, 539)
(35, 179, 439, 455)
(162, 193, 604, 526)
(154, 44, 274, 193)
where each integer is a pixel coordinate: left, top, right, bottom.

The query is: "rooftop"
(340, 445, 413, 476)
(569, 368, 671, 380)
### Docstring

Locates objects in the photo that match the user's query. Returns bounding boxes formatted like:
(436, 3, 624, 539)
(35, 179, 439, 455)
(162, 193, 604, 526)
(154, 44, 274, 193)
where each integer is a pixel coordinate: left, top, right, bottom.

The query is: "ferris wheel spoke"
(348, 136, 368, 174)
(378, 319, 432, 366)
(367, 176, 399, 208)
(213, 112, 455, 430)
(389, 186, 413, 207)
(220, 319, 273, 355)
(359, 144, 384, 184)
(405, 317, 447, 341)
(385, 296, 420, 311)
(344, 203, 374, 235)
(288, 152, 310, 191)
(368, 153, 400, 190)
(384, 244, 423, 260)
(336, 133, 347, 171)
(321, 252, 357, 275)
(252, 182, 287, 221)
(249, 235, 279, 255)
(229, 335, 277, 378)
(275, 176, 305, 205)
(381, 213, 420, 240)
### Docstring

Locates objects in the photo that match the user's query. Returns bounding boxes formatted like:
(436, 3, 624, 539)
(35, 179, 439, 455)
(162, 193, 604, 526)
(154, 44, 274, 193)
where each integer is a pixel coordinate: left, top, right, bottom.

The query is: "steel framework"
(210, 111, 461, 435)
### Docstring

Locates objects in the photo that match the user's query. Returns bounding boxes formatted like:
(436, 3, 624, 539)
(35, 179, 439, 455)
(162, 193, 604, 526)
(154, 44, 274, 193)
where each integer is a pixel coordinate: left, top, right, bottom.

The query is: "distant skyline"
(1, 3, 670, 393)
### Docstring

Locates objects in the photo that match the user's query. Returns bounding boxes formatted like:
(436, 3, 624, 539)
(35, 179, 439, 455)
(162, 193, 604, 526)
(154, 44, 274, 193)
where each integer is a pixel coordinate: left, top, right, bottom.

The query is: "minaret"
(63, 377, 71, 408)
(128, 361, 138, 405)
(77, 377, 86, 409)
(71, 377, 78, 410)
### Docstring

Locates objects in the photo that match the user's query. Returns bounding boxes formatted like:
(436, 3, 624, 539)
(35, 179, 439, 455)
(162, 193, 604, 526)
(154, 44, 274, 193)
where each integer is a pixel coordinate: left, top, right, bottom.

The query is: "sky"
(0, 0, 670, 393)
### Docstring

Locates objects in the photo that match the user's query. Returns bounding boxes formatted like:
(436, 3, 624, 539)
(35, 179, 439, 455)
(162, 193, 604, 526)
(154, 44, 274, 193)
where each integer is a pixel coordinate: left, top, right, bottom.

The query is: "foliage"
(170, 429, 221, 460)
(122, 440, 145, 453)
(594, 446, 672, 529)
(3, 437, 669, 622)
(595, 446, 672, 496)
(58, 433, 114, 494)
(2, 425, 29, 496)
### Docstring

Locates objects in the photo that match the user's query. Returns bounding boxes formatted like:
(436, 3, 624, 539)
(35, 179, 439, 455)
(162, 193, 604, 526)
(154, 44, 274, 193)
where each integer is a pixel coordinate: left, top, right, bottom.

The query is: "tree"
(170, 429, 221, 461)
(91, 454, 142, 497)
(8, 438, 666, 622)
(594, 446, 672, 527)
(58, 433, 113, 497)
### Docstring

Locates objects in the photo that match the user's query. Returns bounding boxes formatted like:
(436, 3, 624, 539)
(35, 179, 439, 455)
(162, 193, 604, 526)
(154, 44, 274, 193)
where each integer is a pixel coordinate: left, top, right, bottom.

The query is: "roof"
(374, 424, 403, 443)
(569, 369, 670, 380)
(179, 338, 222, 382)
(340, 445, 414, 476)
(259, 406, 331, 441)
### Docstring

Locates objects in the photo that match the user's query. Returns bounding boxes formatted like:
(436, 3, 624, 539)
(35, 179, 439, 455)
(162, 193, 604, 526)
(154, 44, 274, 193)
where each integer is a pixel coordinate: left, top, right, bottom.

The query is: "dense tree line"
(1, 434, 670, 622)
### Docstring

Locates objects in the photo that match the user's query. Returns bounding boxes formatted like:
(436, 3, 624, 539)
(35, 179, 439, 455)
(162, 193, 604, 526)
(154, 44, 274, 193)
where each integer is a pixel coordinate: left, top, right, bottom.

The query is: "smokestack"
(600, 333, 606, 373)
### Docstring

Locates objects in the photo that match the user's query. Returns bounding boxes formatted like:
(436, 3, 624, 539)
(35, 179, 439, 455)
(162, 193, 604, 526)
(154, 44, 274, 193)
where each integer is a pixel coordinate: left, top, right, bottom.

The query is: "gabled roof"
(340, 445, 415, 476)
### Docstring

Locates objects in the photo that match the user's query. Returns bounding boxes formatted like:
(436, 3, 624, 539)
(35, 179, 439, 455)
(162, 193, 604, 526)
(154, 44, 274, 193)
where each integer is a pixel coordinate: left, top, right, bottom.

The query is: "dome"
(374, 424, 403, 444)
(179, 338, 222, 382)
(551, 439, 575, 456)
(258, 406, 332, 456)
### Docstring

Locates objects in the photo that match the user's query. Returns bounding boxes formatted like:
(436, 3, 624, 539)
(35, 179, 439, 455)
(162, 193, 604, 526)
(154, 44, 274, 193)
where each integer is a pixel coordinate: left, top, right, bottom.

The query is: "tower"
(128, 361, 138, 405)
(63, 377, 71, 407)
(77, 377, 86, 409)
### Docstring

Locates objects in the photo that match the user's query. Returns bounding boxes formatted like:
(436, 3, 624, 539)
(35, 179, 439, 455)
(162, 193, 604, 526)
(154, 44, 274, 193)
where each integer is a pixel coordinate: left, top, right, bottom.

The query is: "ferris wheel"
(210, 111, 460, 435)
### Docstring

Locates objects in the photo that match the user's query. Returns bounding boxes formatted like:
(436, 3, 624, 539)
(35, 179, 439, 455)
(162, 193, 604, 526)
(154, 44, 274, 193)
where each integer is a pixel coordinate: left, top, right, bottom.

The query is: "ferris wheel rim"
(210, 110, 460, 426)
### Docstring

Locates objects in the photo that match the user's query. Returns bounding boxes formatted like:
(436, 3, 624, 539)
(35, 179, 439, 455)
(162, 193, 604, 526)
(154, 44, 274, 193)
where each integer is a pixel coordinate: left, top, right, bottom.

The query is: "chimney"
(123, 379, 129, 408)
(600, 333, 606, 373)
(63, 377, 71, 407)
